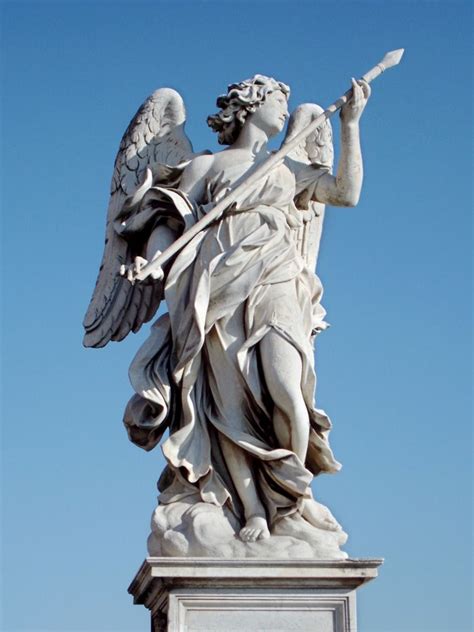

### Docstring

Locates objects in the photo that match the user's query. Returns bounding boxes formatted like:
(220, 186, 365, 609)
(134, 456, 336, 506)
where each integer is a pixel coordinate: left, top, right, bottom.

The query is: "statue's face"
(249, 90, 289, 138)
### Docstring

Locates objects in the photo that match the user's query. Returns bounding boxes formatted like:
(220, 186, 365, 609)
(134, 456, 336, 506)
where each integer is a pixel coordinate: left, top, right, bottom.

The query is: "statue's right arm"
(145, 153, 214, 263)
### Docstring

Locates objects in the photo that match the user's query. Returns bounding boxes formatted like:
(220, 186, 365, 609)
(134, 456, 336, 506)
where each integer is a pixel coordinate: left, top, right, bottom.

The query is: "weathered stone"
(83, 52, 406, 626)
(129, 557, 383, 631)
(84, 74, 374, 555)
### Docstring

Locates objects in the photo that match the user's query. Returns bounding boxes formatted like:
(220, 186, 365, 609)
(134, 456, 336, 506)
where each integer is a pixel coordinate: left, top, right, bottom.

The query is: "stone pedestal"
(129, 557, 383, 631)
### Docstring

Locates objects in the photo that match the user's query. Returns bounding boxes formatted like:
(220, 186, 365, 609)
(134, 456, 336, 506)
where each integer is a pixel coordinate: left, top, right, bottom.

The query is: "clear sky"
(1, 1, 472, 631)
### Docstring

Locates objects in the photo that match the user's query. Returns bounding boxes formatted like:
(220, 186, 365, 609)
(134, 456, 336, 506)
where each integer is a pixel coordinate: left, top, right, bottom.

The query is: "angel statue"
(83, 74, 371, 559)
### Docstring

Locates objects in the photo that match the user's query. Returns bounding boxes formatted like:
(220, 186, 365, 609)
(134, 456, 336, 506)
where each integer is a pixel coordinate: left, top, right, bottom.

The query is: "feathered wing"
(282, 103, 334, 272)
(83, 88, 194, 348)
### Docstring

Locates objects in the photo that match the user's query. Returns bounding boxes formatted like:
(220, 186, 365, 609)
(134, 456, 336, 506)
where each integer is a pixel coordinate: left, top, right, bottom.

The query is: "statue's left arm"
(314, 79, 371, 208)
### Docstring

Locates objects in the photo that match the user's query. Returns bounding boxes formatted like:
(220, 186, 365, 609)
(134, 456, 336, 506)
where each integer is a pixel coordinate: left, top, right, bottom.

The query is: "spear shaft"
(131, 49, 404, 282)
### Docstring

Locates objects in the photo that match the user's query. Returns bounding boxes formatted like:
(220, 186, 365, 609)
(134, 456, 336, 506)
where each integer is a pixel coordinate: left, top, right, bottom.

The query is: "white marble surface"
(129, 557, 383, 632)
(84, 74, 373, 556)
(147, 499, 347, 559)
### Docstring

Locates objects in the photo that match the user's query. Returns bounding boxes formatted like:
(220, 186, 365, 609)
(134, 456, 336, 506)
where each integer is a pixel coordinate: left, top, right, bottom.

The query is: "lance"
(127, 48, 404, 283)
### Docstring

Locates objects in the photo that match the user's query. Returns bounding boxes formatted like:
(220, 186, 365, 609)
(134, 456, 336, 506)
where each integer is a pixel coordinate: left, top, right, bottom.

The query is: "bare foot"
(239, 515, 270, 542)
(301, 498, 342, 532)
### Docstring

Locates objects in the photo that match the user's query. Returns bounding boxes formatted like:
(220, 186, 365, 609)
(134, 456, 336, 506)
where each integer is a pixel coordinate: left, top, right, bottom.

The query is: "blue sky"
(1, 1, 472, 631)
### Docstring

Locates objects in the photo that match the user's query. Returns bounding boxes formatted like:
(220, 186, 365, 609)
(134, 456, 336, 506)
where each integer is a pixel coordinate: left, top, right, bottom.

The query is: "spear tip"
(381, 48, 405, 69)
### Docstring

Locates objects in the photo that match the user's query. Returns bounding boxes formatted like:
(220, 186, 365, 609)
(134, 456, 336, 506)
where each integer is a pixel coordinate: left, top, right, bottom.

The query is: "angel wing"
(83, 88, 195, 348)
(283, 103, 334, 272)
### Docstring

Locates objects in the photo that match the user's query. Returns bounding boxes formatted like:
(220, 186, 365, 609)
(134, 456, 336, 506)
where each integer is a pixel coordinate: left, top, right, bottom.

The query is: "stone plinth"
(129, 557, 383, 631)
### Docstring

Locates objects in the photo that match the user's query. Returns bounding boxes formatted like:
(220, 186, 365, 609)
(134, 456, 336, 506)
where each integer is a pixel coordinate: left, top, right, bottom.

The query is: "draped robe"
(124, 158, 341, 526)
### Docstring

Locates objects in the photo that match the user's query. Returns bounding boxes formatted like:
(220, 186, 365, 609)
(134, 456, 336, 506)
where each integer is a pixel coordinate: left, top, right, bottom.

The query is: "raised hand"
(340, 78, 371, 124)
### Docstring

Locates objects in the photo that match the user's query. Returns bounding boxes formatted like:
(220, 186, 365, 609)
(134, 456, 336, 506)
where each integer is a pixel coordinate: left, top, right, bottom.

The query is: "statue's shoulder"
(189, 151, 215, 169)
(182, 151, 215, 183)
(209, 147, 254, 174)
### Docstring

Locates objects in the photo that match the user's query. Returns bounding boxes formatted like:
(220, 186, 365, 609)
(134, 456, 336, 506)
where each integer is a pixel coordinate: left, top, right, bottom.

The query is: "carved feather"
(83, 89, 194, 348)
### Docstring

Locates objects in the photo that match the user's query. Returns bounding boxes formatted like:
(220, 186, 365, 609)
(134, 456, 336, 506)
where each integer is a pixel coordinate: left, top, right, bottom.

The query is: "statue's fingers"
(357, 79, 371, 99)
(351, 78, 362, 104)
(134, 255, 148, 271)
(350, 77, 358, 96)
(150, 267, 164, 281)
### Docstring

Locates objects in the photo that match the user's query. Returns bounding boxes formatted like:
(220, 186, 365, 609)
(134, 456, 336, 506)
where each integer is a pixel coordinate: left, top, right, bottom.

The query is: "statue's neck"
(232, 122, 269, 157)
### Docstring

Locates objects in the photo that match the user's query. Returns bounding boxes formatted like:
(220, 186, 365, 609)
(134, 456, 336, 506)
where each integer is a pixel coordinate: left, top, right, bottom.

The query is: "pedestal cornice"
(129, 557, 383, 612)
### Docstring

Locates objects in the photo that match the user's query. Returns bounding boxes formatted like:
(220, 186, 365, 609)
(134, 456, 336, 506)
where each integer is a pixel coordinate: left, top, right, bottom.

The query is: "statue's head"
(208, 74, 290, 145)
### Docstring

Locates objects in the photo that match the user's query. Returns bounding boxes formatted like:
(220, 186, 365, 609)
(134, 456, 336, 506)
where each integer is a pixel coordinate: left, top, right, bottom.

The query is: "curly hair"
(207, 74, 290, 145)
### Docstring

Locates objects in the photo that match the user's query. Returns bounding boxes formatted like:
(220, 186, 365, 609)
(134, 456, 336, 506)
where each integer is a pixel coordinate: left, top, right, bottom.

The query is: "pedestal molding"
(129, 557, 383, 631)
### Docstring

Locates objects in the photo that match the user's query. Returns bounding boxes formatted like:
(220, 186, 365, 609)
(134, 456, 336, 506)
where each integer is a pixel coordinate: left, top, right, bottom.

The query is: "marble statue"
(84, 57, 400, 559)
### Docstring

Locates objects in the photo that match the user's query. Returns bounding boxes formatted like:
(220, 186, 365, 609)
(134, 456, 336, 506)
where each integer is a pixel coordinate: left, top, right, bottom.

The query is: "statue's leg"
(259, 329, 309, 462)
(259, 329, 341, 531)
(218, 434, 270, 542)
